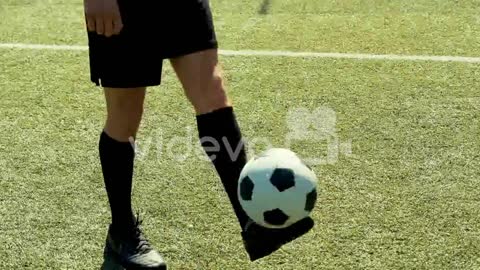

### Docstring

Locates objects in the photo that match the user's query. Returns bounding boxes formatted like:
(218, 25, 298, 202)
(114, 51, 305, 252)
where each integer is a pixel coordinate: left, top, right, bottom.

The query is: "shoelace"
(132, 213, 152, 253)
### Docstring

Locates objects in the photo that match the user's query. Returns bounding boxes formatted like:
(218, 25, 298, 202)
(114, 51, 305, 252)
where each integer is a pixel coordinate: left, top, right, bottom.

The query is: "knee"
(108, 98, 144, 119)
(190, 70, 230, 114)
(106, 108, 144, 141)
(104, 89, 145, 141)
(208, 72, 228, 103)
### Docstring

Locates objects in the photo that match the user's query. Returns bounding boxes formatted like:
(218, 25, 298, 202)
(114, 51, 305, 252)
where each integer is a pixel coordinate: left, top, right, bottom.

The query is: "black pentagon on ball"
(270, 168, 295, 192)
(264, 208, 289, 226)
(305, 189, 317, 212)
(239, 176, 255, 201)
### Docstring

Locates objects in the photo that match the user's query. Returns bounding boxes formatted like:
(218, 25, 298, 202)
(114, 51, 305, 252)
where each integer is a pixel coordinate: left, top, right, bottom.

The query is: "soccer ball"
(237, 148, 318, 229)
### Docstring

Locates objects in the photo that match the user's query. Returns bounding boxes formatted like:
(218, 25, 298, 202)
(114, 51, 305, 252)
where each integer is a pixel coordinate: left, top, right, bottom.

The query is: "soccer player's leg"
(170, 49, 248, 228)
(87, 11, 167, 270)
(169, 49, 315, 261)
(101, 87, 144, 231)
(100, 88, 166, 270)
(98, 91, 168, 270)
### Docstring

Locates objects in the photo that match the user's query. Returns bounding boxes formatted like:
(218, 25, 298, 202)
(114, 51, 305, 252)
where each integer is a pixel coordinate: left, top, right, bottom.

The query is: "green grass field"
(1, 0, 480, 269)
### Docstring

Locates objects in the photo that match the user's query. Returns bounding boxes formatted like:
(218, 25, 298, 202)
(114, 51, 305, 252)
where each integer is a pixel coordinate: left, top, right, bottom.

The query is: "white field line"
(1, 42, 479, 63)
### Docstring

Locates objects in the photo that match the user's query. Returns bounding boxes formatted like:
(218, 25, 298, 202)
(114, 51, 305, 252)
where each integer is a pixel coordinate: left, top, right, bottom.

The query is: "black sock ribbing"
(99, 131, 135, 230)
(196, 107, 249, 229)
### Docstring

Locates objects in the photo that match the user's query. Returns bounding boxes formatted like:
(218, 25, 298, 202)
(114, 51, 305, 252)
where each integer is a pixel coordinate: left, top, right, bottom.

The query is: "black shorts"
(87, 0, 218, 88)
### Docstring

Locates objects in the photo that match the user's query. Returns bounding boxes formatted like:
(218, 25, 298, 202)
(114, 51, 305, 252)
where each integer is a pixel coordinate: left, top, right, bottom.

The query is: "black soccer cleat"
(241, 217, 315, 261)
(102, 215, 167, 270)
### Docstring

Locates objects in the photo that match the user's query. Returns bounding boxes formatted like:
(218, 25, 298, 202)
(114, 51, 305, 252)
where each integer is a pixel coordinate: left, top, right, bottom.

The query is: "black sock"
(196, 107, 249, 229)
(99, 131, 135, 230)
